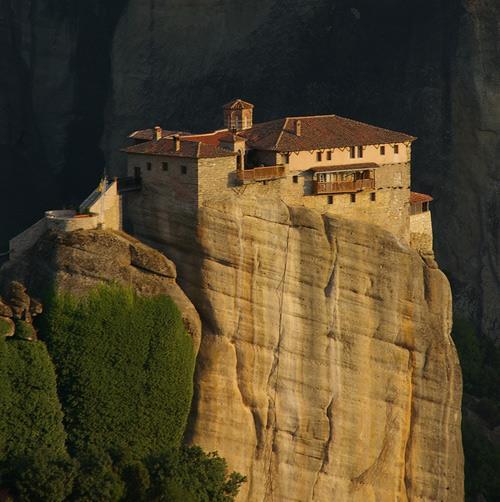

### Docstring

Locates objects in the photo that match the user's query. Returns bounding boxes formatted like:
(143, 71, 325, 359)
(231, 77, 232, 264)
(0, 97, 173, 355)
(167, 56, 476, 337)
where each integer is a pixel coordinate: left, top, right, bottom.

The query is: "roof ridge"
(285, 114, 339, 120)
(184, 128, 228, 138)
(274, 118, 288, 149)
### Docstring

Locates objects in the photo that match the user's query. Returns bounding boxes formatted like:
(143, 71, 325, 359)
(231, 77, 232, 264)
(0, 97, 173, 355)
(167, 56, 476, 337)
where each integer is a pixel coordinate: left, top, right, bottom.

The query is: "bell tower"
(223, 99, 254, 131)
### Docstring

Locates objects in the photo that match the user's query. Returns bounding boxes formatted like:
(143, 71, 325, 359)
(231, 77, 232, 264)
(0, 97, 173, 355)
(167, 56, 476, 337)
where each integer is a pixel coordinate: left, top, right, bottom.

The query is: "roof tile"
(122, 138, 237, 159)
(410, 192, 433, 204)
(239, 115, 416, 151)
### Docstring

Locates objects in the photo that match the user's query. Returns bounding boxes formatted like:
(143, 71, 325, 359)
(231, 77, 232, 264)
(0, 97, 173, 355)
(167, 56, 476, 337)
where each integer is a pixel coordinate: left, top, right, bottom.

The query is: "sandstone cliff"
(176, 198, 464, 501)
(0, 229, 201, 350)
(2, 0, 498, 341)
(0, 204, 464, 500)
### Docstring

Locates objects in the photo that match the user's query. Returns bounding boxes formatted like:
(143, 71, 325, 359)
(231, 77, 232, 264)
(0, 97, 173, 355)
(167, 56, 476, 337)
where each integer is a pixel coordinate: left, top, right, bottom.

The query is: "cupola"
(223, 99, 254, 131)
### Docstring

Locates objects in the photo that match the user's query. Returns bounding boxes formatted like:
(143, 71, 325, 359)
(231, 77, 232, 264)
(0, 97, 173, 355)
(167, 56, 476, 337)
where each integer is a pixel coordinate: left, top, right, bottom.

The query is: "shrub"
(13, 321, 36, 340)
(0, 337, 69, 500)
(0, 318, 12, 337)
(41, 285, 196, 459)
(70, 448, 125, 502)
(0, 337, 67, 460)
(146, 446, 246, 502)
(11, 450, 75, 502)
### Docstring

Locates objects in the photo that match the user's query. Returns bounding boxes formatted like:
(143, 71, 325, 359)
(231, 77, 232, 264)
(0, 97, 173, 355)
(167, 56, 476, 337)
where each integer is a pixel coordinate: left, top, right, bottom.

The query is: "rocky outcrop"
(180, 197, 463, 501)
(0, 281, 42, 339)
(1, 0, 498, 339)
(0, 229, 201, 350)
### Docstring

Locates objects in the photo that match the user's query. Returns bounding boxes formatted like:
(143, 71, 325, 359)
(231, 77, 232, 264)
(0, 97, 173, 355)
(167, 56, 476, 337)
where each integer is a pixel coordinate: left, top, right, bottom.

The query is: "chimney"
(154, 126, 162, 141)
(295, 119, 302, 137)
(173, 135, 181, 152)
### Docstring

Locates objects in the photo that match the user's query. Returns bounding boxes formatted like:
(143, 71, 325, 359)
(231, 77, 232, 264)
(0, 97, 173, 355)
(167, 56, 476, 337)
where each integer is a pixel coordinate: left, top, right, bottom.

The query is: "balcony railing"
(117, 176, 142, 193)
(237, 165, 285, 182)
(313, 178, 375, 194)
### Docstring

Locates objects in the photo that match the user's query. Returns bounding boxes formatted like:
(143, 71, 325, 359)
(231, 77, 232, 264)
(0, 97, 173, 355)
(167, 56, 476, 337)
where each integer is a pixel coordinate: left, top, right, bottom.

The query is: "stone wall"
(85, 180, 122, 230)
(285, 143, 411, 171)
(198, 156, 238, 206)
(9, 209, 103, 260)
(410, 210, 433, 254)
(46, 211, 99, 232)
(195, 158, 411, 242)
(127, 153, 199, 215)
(124, 152, 413, 271)
(9, 218, 48, 260)
(124, 153, 200, 266)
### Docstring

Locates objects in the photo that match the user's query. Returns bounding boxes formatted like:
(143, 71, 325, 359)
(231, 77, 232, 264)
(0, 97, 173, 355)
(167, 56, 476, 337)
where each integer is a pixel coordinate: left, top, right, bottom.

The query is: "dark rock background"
(0, 0, 499, 496)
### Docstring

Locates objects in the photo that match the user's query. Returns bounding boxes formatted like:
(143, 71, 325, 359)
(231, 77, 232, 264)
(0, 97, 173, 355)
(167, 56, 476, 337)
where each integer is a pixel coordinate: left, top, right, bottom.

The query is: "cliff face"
(1, 0, 497, 339)
(0, 203, 464, 499)
(180, 198, 463, 501)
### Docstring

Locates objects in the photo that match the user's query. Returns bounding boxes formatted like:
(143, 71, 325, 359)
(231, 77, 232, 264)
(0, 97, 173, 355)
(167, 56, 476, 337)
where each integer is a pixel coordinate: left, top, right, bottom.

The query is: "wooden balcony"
(117, 176, 142, 193)
(313, 178, 375, 194)
(237, 165, 285, 182)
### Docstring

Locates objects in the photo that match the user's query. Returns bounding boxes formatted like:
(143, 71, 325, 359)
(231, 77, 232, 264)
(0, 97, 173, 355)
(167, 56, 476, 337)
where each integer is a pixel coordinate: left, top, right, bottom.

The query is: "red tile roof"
(223, 98, 254, 110)
(128, 128, 190, 141)
(238, 115, 416, 152)
(310, 162, 379, 173)
(182, 130, 238, 146)
(122, 138, 237, 159)
(410, 192, 433, 204)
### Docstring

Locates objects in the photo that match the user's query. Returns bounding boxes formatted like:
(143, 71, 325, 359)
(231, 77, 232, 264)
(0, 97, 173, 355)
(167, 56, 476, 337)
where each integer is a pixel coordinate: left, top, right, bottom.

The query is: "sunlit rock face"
(2, 0, 497, 338)
(178, 197, 463, 502)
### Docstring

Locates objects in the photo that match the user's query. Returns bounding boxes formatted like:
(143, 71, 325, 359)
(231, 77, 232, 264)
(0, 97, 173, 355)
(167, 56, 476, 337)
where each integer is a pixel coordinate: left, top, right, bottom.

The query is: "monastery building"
(122, 99, 433, 254)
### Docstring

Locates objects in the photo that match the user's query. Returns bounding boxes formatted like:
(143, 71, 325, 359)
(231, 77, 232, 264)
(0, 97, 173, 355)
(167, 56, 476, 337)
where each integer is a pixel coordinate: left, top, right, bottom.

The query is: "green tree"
(42, 285, 196, 459)
(0, 337, 69, 500)
(147, 447, 246, 502)
(10, 450, 75, 502)
(70, 448, 125, 502)
(0, 338, 67, 460)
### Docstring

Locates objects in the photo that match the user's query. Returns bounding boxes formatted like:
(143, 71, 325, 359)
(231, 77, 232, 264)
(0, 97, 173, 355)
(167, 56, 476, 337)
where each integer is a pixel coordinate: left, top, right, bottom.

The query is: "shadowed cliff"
(1, 0, 497, 342)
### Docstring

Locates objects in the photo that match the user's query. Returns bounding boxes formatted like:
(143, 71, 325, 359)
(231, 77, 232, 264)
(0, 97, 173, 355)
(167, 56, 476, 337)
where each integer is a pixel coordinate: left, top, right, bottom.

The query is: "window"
(134, 166, 141, 178)
(422, 202, 429, 212)
(393, 144, 399, 154)
(327, 151, 332, 161)
(370, 192, 376, 202)
(380, 145, 385, 155)
(292, 175, 298, 184)
(317, 151, 323, 162)
(162, 162, 169, 171)
(146, 162, 152, 171)
(350, 193, 356, 203)
(327, 195, 333, 204)
(350, 146, 356, 159)
(181, 165, 187, 175)
(283, 153, 290, 164)
(357, 146, 363, 158)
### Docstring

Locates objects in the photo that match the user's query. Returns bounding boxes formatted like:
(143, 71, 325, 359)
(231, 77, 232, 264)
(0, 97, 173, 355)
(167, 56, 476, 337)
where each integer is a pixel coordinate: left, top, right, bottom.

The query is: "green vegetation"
(0, 284, 245, 501)
(42, 285, 195, 458)
(0, 337, 71, 502)
(0, 318, 11, 337)
(145, 446, 247, 502)
(0, 337, 67, 460)
(13, 320, 36, 340)
(452, 317, 500, 501)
